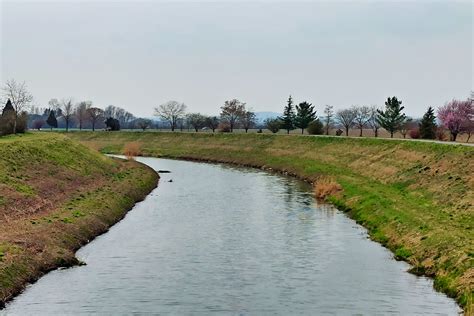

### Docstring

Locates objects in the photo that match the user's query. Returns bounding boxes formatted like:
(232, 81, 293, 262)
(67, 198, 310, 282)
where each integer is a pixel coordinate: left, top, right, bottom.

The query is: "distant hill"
(254, 111, 281, 123)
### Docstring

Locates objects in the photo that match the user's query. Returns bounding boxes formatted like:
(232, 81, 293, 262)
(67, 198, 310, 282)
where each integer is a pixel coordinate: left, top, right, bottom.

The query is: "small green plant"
(394, 246, 412, 260)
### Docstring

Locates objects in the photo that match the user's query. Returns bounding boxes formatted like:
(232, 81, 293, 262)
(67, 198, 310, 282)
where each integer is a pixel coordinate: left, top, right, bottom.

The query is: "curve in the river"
(1, 157, 460, 315)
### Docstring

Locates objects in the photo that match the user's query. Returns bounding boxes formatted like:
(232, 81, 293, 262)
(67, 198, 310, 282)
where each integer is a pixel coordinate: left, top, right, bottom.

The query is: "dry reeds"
(123, 142, 142, 160)
(314, 176, 342, 200)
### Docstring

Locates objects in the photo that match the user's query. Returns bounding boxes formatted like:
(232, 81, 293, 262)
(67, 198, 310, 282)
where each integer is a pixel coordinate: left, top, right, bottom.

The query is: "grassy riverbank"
(0, 133, 158, 307)
(67, 131, 473, 312)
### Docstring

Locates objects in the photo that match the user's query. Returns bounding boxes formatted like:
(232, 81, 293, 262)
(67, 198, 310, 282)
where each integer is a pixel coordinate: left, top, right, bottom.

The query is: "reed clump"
(314, 176, 342, 200)
(124, 142, 142, 160)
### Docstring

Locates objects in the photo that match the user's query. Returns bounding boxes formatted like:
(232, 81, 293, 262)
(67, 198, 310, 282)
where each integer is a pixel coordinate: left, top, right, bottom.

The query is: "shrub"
(307, 119, 324, 135)
(314, 176, 342, 200)
(265, 118, 281, 133)
(123, 142, 142, 160)
(409, 129, 420, 139)
(0, 111, 27, 135)
(218, 122, 231, 133)
(436, 128, 447, 141)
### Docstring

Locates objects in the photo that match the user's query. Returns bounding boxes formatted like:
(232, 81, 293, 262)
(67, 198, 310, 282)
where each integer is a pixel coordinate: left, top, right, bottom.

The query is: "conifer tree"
(280, 95, 295, 134)
(295, 101, 317, 134)
(46, 109, 58, 130)
(419, 106, 437, 139)
(376, 96, 406, 138)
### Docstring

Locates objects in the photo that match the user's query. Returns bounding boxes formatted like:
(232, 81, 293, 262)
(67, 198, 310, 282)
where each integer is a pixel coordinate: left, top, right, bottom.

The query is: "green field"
(0, 133, 158, 306)
(67, 131, 474, 312)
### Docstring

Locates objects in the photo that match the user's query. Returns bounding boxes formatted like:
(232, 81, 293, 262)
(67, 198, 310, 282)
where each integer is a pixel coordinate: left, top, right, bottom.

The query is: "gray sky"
(1, 0, 472, 117)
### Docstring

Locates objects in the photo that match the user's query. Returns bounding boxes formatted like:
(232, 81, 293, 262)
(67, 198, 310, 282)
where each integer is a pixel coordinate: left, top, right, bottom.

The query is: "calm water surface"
(2, 158, 460, 315)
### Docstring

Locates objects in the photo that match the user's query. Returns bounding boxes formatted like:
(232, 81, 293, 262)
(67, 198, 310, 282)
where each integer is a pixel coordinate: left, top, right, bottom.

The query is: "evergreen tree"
(46, 110, 58, 130)
(280, 95, 295, 134)
(295, 101, 317, 134)
(2, 99, 14, 116)
(376, 96, 406, 138)
(419, 106, 437, 139)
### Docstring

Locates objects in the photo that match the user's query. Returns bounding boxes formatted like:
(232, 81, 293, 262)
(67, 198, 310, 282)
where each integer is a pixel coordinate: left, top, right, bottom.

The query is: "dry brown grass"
(314, 176, 343, 200)
(123, 142, 142, 160)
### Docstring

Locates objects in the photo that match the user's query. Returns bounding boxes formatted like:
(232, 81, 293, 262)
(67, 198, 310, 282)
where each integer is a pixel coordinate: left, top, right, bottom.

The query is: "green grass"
(0, 133, 158, 306)
(67, 131, 474, 313)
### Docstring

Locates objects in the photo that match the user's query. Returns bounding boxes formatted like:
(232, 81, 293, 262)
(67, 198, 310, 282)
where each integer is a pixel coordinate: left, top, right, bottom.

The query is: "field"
(0, 133, 158, 306)
(67, 131, 474, 312)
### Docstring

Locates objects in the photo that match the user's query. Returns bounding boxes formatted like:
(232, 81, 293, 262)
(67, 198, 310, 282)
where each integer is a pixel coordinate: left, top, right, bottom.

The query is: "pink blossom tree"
(437, 99, 473, 141)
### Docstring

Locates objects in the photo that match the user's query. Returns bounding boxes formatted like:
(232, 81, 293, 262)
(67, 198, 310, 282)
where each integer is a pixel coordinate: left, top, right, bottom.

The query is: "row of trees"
(152, 94, 473, 142)
(1, 79, 472, 142)
(0, 79, 157, 135)
(30, 102, 138, 132)
(153, 99, 259, 133)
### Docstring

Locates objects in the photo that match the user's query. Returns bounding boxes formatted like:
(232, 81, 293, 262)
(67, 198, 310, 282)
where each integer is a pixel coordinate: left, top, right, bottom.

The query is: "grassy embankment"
(68, 131, 473, 313)
(0, 133, 158, 307)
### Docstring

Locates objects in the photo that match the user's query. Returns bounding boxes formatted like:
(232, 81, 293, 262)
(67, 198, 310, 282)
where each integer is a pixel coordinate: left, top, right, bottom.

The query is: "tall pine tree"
(376, 96, 406, 138)
(280, 95, 295, 134)
(419, 106, 437, 139)
(295, 101, 317, 134)
(46, 110, 58, 130)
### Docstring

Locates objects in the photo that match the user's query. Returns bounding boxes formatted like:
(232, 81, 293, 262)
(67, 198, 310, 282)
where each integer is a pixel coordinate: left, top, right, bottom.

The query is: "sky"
(0, 0, 472, 118)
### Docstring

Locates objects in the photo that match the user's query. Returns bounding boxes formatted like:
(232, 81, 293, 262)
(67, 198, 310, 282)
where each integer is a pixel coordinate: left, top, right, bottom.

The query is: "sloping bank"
(68, 131, 473, 313)
(0, 133, 158, 307)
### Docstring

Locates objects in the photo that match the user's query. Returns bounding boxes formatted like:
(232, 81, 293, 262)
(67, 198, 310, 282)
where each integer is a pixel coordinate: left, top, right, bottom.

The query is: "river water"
(2, 158, 460, 315)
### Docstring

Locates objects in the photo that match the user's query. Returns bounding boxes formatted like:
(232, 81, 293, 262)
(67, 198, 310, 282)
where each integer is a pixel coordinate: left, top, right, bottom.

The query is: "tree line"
(153, 94, 473, 142)
(1, 79, 473, 142)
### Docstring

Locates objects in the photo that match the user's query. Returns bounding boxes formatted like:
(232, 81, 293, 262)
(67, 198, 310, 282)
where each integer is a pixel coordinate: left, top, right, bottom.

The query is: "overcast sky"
(1, 0, 472, 117)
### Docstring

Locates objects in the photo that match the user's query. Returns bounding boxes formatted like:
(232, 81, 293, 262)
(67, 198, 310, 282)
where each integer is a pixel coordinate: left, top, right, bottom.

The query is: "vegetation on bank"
(0, 133, 158, 307)
(68, 131, 473, 312)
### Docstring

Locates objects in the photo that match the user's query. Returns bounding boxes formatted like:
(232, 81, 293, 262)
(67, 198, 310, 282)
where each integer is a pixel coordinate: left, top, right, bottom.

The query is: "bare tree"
(240, 110, 256, 133)
(75, 101, 91, 130)
(323, 105, 334, 135)
(353, 105, 371, 137)
(368, 106, 381, 137)
(154, 101, 186, 131)
(123, 111, 136, 129)
(87, 107, 103, 131)
(61, 98, 74, 132)
(336, 107, 357, 136)
(400, 118, 416, 139)
(1, 79, 33, 133)
(220, 99, 246, 132)
(136, 118, 152, 131)
(187, 113, 206, 132)
(206, 116, 219, 133)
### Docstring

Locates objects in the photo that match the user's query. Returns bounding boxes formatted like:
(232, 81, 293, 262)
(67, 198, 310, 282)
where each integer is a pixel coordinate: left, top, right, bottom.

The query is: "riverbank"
(67, 131, 473, 313)
(0, 133, 159, 307)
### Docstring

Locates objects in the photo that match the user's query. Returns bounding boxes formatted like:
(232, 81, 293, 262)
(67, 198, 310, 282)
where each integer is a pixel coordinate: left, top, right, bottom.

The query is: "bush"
(0, 111, 27, 135)
(307, 119, 324, 135)
(314, 176, 342, 200)
(218, 122, 231, 133)
(265, 118, 281, 133)
(436, 128, 447, 141)
(409, 129, 420, 139)
(123, 142, 142, 160)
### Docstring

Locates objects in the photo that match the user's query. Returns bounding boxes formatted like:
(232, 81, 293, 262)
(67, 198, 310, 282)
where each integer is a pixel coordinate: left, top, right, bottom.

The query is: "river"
(1, 157, 460, 315)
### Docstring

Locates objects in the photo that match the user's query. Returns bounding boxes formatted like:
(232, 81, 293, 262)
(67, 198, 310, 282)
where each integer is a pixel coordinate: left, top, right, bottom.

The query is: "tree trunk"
(375, 128, 378, 137)
(66, 121, 69, 132)
(390, 131, 394, 138)
(13, 112, 18, 134)
(245, 128, 248, 133)
(92, 122, 95, 132)
(345, 127, 349, 136)
(451, 132, 457, 142)
(287, 129, 290, 134)
(359, 128, 363, 137)
(301, 128, 304, 134)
